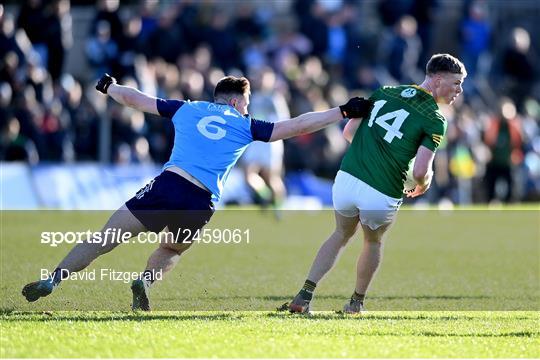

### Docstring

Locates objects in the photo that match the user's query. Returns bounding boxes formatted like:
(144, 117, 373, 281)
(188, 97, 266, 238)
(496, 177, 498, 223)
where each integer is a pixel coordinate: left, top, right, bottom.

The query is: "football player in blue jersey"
(22, 74, 373, 311)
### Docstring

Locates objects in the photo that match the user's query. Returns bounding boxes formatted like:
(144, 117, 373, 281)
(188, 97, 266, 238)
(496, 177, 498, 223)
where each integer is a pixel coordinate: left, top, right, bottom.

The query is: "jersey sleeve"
(250, 118, 274, 142)
(421, 112, 447, 151)
(156, 99, 185, 119)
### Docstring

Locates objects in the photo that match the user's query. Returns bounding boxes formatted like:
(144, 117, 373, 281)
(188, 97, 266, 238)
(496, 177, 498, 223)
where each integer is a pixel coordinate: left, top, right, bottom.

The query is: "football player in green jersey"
(287, 54, 467, 314)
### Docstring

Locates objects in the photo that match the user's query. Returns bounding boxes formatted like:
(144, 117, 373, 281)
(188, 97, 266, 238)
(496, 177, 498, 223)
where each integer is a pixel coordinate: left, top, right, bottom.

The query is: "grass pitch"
(1, 207, 539, 357)
(2, 311, 538, 358)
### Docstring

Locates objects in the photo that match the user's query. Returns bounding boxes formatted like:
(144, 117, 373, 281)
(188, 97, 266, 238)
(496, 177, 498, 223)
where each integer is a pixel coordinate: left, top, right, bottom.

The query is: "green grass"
(1, 311, 539, 358)
(1, 208, 539, 357)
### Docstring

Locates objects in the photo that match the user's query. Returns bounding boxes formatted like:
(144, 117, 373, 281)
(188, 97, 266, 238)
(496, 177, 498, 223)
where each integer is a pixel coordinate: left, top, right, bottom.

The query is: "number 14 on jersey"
(367, 100, 410, 143)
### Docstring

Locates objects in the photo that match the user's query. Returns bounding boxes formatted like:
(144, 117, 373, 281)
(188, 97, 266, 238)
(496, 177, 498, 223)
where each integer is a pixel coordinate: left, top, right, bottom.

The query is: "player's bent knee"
(160, 240, 193, 255)
(334, 228, 357, 245)
(338, 231, 355, 242)
(336, 222, 360, 240)
(362, 225, 388, 244)
(364, 236, 383, 245)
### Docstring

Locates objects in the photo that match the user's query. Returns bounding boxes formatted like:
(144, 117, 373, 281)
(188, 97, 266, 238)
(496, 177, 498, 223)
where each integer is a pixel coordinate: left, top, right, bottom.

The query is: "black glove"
(339, 97, 374, 119)
(95, 73, 116, 94)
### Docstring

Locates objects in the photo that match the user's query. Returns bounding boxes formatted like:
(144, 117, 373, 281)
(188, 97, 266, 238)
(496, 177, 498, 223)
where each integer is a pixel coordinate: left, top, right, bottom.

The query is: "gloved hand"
(339, 97, 374, 119)
(95, 73, 116, 94)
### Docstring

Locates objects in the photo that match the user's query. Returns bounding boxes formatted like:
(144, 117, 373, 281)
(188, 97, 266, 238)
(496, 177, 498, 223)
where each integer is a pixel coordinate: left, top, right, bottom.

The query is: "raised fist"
(95, 73, 116, 94)
(339, 97, 374, 119)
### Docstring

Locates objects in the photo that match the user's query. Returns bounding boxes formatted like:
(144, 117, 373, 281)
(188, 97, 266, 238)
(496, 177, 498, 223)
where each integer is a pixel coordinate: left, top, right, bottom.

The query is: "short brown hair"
(214, 76, 250, 100)
(426, 54, 467, 77)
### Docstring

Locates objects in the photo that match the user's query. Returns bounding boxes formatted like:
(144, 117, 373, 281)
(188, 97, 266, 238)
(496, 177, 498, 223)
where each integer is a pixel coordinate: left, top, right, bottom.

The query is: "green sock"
(255, 186, 272, 202)
(299, 280, 316, 301)
(351, 291, 365, 303)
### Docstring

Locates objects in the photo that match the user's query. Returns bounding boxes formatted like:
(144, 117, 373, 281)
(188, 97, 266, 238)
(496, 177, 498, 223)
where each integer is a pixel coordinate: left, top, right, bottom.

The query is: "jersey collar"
(214, 102, 246, 118)
(411, 84, 432, 96)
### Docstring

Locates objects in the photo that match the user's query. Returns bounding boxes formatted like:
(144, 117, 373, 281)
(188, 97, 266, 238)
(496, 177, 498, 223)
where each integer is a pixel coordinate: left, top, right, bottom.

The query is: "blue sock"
(51, 268, 67, 286)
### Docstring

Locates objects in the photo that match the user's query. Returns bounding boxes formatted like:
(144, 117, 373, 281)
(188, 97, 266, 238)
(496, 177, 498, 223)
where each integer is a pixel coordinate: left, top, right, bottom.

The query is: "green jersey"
(340, 85, 447, 198)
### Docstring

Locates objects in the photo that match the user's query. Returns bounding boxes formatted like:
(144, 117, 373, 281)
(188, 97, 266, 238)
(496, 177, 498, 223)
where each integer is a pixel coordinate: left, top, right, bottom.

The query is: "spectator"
(294, 0, 328, 58)
(91, 0, 123, 43)
(116, 16, 144, 80)
(377, 0, 413, 27)
(0, 81, 13, 135)
(173, 0, 201, 51)
(144, 9, 184, 64)
(267, 16, 312, 77)
(234, 3, 265, 47)
(138, 0, 158, 45)
(378, 15, 423, 84)
(483, 98, 524, 202)
(1, 0, 539, 206)
(520, 99, 540, 201)
(43, 0, 72, 82)
(59, 76, 99, 160)
(410, 0, 438, 66)
(501, 27, 536, 112)
(16, 0, 47, 67)
(1, 12, 30, 72)
(325, 10, 349, 68)
(40, 99, 73, 161)
(349, 64, 382, 91)
(202, 12, 240, 71)
(460, 0, 491, 80)
(85, 20, 118, 79)
(12, 85, 45, 157)
(1, 116, 39, 163)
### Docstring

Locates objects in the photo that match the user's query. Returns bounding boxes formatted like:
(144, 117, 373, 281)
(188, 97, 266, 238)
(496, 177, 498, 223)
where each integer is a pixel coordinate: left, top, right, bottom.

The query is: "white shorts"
(332, 170, 402, 230)
(241, 140, 284, 170)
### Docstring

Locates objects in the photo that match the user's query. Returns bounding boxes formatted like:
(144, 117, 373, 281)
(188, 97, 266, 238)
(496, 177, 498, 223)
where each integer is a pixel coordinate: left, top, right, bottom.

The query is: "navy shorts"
(126, 171, 214, 240)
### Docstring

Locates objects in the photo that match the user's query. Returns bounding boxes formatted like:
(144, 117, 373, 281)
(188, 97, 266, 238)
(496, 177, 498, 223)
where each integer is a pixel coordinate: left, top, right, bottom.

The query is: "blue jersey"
(157, 99, 274, 201)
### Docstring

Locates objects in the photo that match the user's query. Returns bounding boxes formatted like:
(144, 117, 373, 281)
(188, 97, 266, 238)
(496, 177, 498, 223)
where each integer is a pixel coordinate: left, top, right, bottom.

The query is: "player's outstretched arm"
(95, 74, 160, 116)
(343, 118, 362, 143)
(268, 97, 373, 142)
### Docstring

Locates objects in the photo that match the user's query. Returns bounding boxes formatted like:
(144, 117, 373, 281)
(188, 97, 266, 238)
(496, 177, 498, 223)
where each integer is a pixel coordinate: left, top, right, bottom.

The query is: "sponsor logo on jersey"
(401, 88, 417, 98)
(432, 134, 443, 146)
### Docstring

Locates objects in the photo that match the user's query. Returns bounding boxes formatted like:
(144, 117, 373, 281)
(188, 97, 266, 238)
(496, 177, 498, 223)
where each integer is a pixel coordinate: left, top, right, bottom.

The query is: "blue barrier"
(1, 163, 332, 209)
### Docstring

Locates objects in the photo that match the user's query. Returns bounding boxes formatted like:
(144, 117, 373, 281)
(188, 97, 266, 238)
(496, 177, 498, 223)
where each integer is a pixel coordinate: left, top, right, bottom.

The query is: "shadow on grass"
(3, 310, 536, 338)
(3, 294, 536, 315)
(265, 313, 539, 337)
(0, 310, 244, 322)
(267, 311, 537, 322)
(3, 307, 536, 325)
(415, 331, 539, 338)
(163, 294, 496, 301)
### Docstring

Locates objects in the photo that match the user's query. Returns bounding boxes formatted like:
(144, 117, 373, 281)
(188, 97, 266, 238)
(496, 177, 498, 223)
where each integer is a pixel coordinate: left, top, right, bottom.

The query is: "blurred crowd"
(1, 0, 539, 204)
